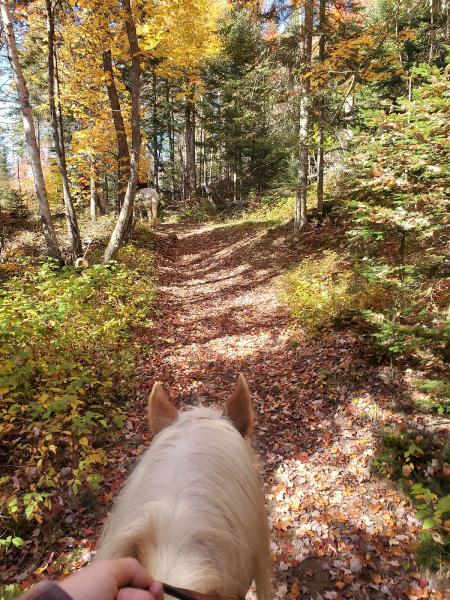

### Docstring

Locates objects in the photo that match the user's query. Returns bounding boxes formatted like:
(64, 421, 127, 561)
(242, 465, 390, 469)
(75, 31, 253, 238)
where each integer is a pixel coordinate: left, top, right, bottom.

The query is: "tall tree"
(295, 0, 313, 231)
(0, 0, 62, 261)
(151, 69, 160, 190)
(102, 48, 130, 209)
(184, 95, 196, 201)
(104, 0, 141, 261)
(46, 0, 82, 259)
(316, 0, 326, 215)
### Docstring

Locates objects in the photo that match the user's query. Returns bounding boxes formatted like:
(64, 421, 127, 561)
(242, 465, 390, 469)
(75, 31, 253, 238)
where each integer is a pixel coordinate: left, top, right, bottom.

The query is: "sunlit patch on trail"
(136, 222, 443, 599)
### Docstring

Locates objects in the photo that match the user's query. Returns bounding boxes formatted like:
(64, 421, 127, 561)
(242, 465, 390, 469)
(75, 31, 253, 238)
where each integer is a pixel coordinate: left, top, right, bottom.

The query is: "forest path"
(138, 221, 427, 600)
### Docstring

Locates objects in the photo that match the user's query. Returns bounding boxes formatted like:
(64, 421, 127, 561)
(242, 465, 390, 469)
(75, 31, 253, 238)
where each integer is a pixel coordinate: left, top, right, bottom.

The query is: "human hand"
(58, 557, 164, 600)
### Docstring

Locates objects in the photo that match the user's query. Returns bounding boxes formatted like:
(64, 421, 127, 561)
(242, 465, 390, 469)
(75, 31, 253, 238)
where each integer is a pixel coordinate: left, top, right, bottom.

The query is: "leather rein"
(162, 582, 243, 600)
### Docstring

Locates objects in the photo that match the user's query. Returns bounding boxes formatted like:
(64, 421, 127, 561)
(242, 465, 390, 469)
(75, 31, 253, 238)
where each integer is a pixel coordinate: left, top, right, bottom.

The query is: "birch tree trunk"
(46, 0, 82, 259)
(102, 48, 130, 209)
(294, 0, 313, 232)
(317, 0, 326, 215)
(0, 0, 62, 262)
(152, 70, 159, 190)
(167, 84, 176, 201)
(184, 98, 196, 201)
(104, 0, 140, 262)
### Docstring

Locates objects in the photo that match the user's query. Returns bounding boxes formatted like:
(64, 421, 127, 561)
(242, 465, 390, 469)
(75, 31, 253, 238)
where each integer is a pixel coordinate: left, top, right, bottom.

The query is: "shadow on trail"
(134, 219, 425, 598)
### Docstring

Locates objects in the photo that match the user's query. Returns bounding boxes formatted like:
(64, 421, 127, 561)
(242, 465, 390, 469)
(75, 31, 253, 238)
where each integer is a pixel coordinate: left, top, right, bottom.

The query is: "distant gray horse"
(135, 187, 159, 226)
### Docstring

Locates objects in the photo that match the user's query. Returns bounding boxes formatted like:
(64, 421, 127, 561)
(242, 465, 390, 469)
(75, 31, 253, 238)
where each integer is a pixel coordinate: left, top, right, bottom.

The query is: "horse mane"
(96, 406, 271, 600)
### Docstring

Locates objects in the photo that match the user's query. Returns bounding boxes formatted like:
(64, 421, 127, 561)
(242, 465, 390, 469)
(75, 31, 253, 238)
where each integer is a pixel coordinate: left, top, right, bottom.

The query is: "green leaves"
(282, 251, 364, 333)
(0, 247, 155, 550)
(344, 60, 450, 363)
(0, 536, 25, 549)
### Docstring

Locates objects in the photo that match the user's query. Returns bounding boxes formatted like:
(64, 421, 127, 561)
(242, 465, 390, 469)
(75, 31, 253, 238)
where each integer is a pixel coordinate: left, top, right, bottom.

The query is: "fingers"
(59, 557, 163, 600)
(117, 589, 156, 600)
(104, 558, 154, 590)
(150, 581, 164, 600)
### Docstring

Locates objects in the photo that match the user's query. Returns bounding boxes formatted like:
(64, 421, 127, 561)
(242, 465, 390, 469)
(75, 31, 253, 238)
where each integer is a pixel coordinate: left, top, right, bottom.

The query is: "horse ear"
(148, 382, 178, 434)
(226, 373, 254, 436)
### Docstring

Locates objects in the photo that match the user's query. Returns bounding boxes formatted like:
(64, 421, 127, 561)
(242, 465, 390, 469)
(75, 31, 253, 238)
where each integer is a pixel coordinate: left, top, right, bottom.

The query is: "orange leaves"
(407, 587, 431, 600)
(289, 581, 299, 598)
(273, 519, 289, 532)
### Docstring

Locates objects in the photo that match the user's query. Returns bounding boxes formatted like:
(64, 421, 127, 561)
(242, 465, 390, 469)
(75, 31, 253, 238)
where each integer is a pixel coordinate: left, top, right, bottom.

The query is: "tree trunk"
(446, 0, 449, 44)
(429, 0, 439, 63)
(89, 165, 106, 216)
(152, 69, 159, 190)
(198, 105, 204, 192)
(97, 189, 107, 214)
(317, 0, 326, 215)
(294, 0, 313, 232)
(17, 158, 22, 195)
(37, 116, 41, 153)
(0, 0, 62, 261)
(102, 48, 130, 209)
(54, 47, 65, 162)
(184, 98, 196, 201)
(179, 141, 185, 200)
(104, 174, 109, 210)
(90, 165, 97, 221)
(167, 84, 176, 201)
(46, 0, 82, 259)
(104, 0, 140, 262)
(317, 127, 325, 214)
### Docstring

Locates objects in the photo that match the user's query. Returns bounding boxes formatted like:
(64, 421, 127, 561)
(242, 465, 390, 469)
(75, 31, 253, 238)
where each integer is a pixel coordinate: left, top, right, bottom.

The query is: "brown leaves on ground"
(2, 220, 449, 599)
(137, 221, 449, 599)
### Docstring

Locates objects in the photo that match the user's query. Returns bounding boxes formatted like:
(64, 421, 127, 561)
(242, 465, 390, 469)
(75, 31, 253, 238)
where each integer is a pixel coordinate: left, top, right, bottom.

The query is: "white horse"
(135, 187, 159, 227)
(96, 375, 271, 600)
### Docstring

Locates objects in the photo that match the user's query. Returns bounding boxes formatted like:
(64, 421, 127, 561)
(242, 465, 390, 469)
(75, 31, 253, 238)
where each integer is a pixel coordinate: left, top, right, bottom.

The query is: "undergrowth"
(0, 244, 155, 556)
(281, 251, 358, 333)
(174, 198, 219, 223)
(281, 61, 449, 570)
(238, 194, 295, 226)
(373, 428, 450, 571)
(411, 379, 450, 415)
(280, 250, 387, 334)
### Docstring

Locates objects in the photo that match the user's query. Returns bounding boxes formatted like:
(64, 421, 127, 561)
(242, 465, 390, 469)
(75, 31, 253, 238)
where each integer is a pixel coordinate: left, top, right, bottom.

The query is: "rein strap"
(162, 582, 243, 600)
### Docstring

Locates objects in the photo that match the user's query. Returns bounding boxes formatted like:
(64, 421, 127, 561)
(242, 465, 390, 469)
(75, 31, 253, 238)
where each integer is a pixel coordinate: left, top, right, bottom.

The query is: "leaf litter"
(2, 221, 449, 599)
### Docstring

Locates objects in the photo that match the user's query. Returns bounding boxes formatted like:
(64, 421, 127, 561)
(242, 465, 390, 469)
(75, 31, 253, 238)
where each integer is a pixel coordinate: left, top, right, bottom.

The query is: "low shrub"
(411, 378, 450, 415)
(342, 61, 450, 364)
(175, 198, 219, 223)
(281, 250, 367, 333)
(373, 427, 450, 569)
(0, 246, 155, 553)
(238, 195, 295, 226)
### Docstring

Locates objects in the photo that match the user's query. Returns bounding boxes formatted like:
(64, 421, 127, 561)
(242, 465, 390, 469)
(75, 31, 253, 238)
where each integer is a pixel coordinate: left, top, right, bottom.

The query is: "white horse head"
(96, 375, 271, 600)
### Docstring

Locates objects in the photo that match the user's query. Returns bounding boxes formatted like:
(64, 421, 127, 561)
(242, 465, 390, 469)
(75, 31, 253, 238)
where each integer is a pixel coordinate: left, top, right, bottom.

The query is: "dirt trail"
(140, 222, 433, 600)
